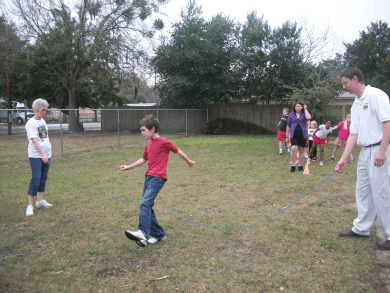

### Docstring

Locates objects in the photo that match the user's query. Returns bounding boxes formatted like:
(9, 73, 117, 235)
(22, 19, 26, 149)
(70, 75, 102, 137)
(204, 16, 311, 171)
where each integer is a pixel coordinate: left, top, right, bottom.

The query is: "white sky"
(159, 0, 390, 48)
(2, 0, 389, 83)
(3, 0, 389, 50)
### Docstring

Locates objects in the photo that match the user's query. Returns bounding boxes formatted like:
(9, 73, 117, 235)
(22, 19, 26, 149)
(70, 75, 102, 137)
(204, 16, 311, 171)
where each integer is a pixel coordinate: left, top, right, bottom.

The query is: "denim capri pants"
(28, 158, 50, 196)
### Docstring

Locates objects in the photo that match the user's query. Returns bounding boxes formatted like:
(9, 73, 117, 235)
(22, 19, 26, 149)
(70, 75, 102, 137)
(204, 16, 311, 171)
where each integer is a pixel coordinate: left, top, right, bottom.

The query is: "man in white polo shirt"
(335, 67, 390, 250)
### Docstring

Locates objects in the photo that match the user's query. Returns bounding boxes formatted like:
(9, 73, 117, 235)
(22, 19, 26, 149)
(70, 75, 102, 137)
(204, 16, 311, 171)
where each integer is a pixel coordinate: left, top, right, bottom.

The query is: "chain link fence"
(0, 108, 208, 158)
(0, 104, 353, 159)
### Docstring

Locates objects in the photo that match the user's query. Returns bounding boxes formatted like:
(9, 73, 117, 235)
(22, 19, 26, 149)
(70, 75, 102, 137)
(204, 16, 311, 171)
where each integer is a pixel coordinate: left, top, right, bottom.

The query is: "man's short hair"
(139, 114, 159, 132)
(340, 67, 364, 83)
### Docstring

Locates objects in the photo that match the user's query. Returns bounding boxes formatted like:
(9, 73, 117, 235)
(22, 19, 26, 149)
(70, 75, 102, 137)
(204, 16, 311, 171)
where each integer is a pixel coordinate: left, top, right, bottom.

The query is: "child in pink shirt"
(331, 115, 354, 162)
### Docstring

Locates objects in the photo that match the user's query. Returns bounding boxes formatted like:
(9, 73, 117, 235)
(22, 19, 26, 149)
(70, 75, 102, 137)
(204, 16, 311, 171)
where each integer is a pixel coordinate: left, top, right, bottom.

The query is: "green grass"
(0, 133, 384, 292)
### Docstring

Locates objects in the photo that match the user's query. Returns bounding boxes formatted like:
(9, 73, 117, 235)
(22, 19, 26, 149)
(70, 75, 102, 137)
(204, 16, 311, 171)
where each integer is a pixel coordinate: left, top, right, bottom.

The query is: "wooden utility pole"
(6, 25, 12, 135)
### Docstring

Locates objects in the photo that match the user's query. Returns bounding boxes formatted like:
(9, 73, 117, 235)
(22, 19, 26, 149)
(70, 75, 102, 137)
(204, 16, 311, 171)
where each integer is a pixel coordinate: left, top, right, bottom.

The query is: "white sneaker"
(295, 159, 299, 164)
(307, 158, 311, 165)
(320, 161, 324, 166)
(36, 199, 53, 208)
(125, 229, 148, 247)
(304, 153, 308, 159)
(147, 235, 166, 244)
(26, 205, 34, 216)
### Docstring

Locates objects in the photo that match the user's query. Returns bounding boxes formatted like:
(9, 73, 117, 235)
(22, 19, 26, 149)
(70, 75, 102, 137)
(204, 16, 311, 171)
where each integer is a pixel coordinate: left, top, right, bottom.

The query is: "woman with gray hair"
(25, 98, 53, 216)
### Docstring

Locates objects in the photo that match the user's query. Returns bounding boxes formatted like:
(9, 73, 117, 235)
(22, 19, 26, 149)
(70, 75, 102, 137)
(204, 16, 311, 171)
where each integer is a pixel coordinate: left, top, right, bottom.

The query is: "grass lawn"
(0, 133, 384, 292)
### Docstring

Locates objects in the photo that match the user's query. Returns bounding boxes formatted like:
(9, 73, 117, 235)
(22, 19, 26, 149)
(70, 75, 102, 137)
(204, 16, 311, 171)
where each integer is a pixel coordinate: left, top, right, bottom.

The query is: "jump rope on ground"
(49, 163, 336, 228)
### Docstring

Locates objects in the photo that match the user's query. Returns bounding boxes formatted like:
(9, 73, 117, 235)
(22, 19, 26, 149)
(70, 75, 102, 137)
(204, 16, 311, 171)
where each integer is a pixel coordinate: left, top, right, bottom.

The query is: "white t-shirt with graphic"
(25, 117, 52, 158)
(308, 128, 315, 141)
(315, 124, 333, 139)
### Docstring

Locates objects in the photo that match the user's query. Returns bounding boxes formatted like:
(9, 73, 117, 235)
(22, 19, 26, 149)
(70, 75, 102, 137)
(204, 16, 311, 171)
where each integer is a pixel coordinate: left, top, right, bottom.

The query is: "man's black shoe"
(376, 240, 390, 250)
(339, 230, 368, 238)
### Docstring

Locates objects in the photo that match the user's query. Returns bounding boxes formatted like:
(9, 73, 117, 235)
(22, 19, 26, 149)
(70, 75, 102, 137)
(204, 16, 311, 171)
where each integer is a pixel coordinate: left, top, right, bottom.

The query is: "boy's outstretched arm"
(120, 158, 147, 171)
(177, 149, 195, 167)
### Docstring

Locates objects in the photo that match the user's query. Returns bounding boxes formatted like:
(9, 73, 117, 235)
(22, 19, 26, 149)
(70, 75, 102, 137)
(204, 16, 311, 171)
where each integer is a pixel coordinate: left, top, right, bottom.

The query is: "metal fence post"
(60, 109, 63, 158)
(185, 109, 188, 137)
(117, 109, 120, 148)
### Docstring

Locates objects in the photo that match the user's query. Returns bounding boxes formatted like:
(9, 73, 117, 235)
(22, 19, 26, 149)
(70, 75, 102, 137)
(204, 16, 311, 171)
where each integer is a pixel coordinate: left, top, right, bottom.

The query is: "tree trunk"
(6, 26, 12, 135)
(68, 87, 83, 132)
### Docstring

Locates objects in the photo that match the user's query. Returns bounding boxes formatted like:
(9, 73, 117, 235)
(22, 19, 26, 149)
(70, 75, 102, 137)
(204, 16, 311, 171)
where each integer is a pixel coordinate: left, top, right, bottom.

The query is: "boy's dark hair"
(340, 67, 364, 83)
(139, 114, 159, 132)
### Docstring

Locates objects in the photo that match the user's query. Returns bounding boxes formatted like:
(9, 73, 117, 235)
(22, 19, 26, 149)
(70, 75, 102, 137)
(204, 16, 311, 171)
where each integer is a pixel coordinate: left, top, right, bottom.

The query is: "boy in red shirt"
(121, 114, 195, 246)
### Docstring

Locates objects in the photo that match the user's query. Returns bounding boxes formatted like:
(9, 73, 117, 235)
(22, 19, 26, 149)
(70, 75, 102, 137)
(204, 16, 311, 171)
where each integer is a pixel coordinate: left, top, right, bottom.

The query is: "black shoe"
(291, 165, 296, 172)
(298, 165, 304, 171)
(331, 156, 335, 161)
(376, 240, 390, 250)
(339, 230, 368, 238)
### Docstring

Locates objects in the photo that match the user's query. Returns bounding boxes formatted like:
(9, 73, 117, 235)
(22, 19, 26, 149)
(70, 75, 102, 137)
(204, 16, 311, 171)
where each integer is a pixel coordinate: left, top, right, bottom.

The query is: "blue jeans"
(138, 176, 166, 238)
(28, 158, 50, 196)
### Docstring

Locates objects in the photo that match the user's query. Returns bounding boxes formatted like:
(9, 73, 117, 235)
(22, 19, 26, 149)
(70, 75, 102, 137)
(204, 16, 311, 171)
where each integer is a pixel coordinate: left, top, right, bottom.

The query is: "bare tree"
(299, 19, 341, 64)
(8, 0, 167, 131)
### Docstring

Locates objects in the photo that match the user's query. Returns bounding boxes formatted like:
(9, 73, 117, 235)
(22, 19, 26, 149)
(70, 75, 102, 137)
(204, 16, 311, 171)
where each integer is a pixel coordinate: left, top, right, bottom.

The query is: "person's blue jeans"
(28, 158, 50, 196)
(138, 176, 166, 238)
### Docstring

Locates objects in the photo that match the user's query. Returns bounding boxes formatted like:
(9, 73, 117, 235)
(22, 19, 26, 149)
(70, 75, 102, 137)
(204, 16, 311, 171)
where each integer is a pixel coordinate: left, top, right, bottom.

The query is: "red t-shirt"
(143, 137, 179, 180)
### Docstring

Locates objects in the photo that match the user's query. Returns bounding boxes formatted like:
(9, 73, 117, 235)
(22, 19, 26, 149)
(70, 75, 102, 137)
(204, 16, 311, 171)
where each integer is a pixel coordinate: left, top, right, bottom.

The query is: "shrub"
(203, 119, 223, 135)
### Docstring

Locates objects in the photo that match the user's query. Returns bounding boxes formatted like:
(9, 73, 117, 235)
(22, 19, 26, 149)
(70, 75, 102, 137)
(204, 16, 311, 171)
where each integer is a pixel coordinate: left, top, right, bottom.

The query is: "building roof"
(336, 91, 356, 98)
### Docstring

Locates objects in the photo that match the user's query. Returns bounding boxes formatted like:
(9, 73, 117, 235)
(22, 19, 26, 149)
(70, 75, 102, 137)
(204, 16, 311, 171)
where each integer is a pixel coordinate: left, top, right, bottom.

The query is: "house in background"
(334, 91, 356, 118)
(334, 91, 356, 106)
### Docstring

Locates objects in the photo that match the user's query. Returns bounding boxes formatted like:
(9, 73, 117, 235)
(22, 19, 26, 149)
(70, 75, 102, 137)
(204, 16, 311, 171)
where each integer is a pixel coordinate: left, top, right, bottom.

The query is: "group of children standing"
(277, 106, 353, 171)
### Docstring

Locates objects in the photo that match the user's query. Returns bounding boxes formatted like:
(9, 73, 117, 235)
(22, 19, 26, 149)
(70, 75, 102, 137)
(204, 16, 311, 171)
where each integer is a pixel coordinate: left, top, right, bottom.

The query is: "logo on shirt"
(363, 103, 368, 110)
(37, 125, 48, 140)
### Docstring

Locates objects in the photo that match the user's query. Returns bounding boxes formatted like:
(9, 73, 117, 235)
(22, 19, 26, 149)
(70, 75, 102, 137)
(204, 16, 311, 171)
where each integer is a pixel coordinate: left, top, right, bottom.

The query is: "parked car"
(0, 99, 34, 124)
(12, 110, 34, 125)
